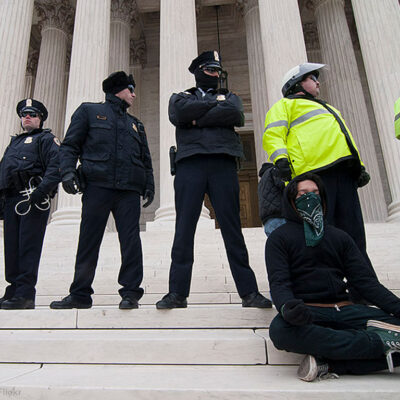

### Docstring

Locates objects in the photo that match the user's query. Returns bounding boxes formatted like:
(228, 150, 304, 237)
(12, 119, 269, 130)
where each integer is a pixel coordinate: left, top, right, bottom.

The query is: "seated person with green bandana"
(266, 173, 400, 382)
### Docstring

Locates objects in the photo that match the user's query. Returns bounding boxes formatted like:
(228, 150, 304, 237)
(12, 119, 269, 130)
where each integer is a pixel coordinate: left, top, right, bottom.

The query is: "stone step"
(0, 364, 398, 400)
(0, 305, 276, 329)
(0, 328, 266, 365)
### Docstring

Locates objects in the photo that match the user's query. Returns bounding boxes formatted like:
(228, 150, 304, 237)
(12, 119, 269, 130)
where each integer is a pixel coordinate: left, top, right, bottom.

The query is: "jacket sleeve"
(60, 105, 89, 177)
(168, 92, 217, 126)
(195, 93, 245, 128)
(341, 232, 400, 317)
(265, 232, 297, 312)
(138, 121, 155, 193)
(37, 133, 61, 195)
(263, 100, 290, 164)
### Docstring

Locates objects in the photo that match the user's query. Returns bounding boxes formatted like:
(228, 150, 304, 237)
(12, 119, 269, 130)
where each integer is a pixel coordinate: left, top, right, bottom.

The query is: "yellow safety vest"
(263, 97, 362, 177)
(395, 97, 400, 140)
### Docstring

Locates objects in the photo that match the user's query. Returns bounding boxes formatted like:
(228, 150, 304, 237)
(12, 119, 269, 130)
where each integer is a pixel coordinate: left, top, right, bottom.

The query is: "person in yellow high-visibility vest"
(263, 63, 376, 301)
(395, 97, 400, 139)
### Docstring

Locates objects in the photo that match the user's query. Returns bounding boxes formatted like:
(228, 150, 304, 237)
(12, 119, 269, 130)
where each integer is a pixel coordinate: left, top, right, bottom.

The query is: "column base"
(386, 200, 400, 222)
(146, 203, 215, 232)
(50, 207, 82, 226)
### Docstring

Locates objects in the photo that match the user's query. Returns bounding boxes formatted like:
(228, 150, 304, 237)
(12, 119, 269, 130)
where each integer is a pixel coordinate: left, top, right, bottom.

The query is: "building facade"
(1, 0, 399, 231)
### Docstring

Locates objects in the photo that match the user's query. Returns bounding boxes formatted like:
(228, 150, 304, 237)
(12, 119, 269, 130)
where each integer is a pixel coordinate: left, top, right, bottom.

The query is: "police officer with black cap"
(0, 99, 60, 309)
(50, 71, 154, 310)
(156, 51, 272, 309)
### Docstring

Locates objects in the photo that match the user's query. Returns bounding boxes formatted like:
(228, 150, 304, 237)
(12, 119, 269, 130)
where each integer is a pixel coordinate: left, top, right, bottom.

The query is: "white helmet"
(281, 63, 326, 97)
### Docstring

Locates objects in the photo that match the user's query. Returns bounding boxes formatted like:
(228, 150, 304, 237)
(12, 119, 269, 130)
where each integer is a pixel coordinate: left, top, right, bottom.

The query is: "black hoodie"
(265, 184, 400, 317)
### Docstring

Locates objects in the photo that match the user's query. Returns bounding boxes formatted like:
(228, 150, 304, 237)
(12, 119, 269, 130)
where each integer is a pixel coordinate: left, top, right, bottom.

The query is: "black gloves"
(275, 158, 292, 181)
(281, 299, 313, 326)
(29, 187, 47, 205)
(143, 189, 154, 208)
(62, 171, 81, 195)
(357, 166, 370, 188)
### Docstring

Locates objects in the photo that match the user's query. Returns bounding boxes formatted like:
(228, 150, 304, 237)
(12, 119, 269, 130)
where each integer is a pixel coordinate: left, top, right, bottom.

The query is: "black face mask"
(194, 68, 219, 90)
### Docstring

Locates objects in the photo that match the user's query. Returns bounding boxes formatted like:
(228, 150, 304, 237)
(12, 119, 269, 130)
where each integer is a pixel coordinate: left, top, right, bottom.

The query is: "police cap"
(16, 98, 48, 121)
(102, 71, 135, 94)
(188, 51, 221, 74)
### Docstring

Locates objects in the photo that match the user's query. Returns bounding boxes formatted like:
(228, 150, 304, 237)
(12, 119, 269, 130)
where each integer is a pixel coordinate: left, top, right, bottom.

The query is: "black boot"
(242, 292, 272, 308)
(2, 297, 35, 310)
(50, 295, 92, 309)
(156, 292, 187, 309)
(119, 296, 139, 309)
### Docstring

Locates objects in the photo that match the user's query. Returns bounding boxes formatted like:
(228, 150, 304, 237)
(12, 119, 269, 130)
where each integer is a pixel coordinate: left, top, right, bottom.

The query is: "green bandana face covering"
(295, 192, 324, 247)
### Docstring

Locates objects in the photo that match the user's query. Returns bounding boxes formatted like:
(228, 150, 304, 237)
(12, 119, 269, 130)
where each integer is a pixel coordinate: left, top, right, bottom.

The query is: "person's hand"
(143, 189, 154, 208)
(275, 158, 292, 181)
(62, 172, 81, 194)
(357, 166, 370, 188)
(281, 299, 313, 326)
(29, 188, 47, 205)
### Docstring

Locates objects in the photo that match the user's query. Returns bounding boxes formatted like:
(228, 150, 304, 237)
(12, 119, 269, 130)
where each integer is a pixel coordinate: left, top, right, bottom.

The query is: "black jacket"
(60, 94, 154, 194)
(258, 163, 285, 224)
(0, 128, 60, 196)
(266, 188, 400, 317)
(168, 87, 244, 162)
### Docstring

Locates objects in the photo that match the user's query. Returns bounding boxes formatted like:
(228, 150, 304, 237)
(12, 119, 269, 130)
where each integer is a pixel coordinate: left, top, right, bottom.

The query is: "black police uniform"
(59, 93, 154, 304)
(0, 109, 60, 303)
(166, 84, 260, 299)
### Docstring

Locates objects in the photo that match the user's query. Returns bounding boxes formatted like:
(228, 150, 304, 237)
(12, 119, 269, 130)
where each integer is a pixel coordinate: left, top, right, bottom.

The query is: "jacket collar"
(105, 93, 129, 113)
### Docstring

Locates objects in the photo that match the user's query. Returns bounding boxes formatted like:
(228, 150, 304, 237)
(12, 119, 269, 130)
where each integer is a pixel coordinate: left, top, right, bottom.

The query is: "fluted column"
(238, 0, 268, 172)
(258, 0, 307, 109)
(24, 49, 39, 99)
(313, 0, 387, 222)
(51, 0, 111, 225)
(351, 0, 400, 221)
(147, 0, 213, 230)
(0, 0, 34, 150)
(34, 0, 73, 141)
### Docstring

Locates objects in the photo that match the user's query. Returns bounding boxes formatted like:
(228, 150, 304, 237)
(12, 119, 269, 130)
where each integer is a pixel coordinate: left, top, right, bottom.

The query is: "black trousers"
(169, 154, 259, 298)
(269, 304, 400, 375)
(3, 195, 50, 300)
(69, 185, 144, 302)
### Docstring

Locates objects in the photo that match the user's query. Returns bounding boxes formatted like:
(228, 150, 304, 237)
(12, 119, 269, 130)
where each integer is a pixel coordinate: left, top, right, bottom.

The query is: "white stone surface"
(351, 0, 400, 221)
(0, 364, 399, 400)
(0, 328, 266, 365)
(0, 0, 34, 150)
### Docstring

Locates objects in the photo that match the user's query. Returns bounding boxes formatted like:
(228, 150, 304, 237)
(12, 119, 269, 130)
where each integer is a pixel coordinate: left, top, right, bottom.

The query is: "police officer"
(156, 51, 272, 309)
(263, 63, 376, 299)
(0, 99, 60, 309)
(50, 71, 154, 310)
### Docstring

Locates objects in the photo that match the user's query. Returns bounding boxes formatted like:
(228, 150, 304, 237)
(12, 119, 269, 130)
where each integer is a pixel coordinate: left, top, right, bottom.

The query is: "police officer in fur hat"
(156, 51, 272, 309)
(0, 99, 60, 309)
(50, 71, 154, 310)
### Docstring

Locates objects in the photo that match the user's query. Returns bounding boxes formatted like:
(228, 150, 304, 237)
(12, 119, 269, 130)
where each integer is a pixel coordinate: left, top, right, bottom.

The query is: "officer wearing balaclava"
(156, 51, 272, 309)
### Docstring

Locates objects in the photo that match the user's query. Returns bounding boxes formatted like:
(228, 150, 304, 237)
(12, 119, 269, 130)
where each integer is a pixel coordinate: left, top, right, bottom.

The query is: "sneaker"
(156, 293, 187, 309)
(50, 295, 92, 309)
(242, 292, 272, 308)
(119, 296, 139, 310)
(297, 355, 338, 382)
(1, 297, 35, 310)
(367, 320, 400, 372)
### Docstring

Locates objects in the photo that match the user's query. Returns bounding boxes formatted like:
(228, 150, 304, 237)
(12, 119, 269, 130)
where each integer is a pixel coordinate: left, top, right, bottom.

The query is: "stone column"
(24, 49, 39, 99)
(258, 0, 308, 108)
(0, 0, 34, 151)
(147, 0, 213, 230)
(238, 0, 269, 172)
(34, 0, 74, 140)
(351, 0, 400, 221)
(313, 0, 387, 222)
(51, 0, 111, 225)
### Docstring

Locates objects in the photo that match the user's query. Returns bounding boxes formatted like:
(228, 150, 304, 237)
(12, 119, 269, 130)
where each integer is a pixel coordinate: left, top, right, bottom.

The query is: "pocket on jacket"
(81, 153, 110, 180)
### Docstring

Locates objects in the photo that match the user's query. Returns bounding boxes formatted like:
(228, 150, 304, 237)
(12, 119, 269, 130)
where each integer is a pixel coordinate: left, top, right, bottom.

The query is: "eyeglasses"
(308, 75, 318, 83)
(20, 111, 40, 118)
(127, 85, 135, 94)
(202, 67, 222, 76)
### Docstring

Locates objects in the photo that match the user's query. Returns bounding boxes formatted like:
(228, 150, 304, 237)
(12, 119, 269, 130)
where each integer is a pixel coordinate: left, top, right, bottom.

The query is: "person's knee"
(269, 315, 292, 351)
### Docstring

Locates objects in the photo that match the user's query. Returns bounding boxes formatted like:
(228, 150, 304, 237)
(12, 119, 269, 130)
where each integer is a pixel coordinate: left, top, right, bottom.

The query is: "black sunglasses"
(202, 67, 222, 75)
(127, 84, 135, 94)
(21, 111, 40, 118)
